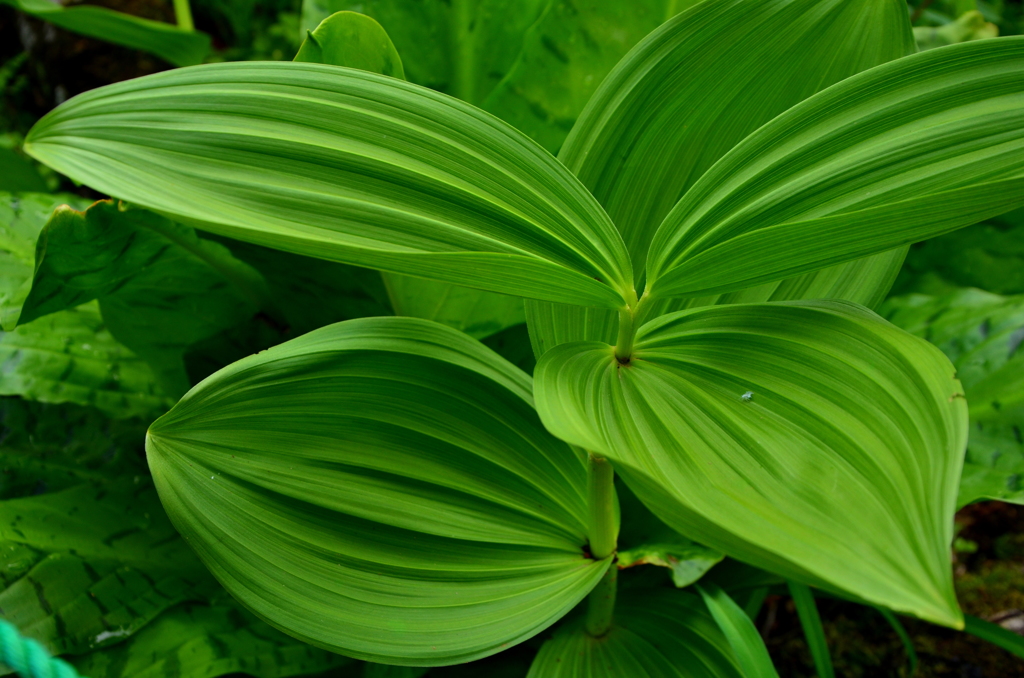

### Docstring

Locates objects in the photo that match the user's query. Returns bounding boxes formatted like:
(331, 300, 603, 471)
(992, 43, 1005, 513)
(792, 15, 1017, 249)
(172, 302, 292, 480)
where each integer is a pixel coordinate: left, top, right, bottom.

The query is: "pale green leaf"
(526, 0, 913, 356)
(697, 584, 779, 678)
(295, 11, 405, 78)
(646, 38, 1024, 300)
(0, 192, 92, 330)
(0, 479, 216, 656)
(0, 0, 209, 66)
(534, 301, 967, 627)
(914, 10, 998, 51)
(0, 303, 171, 419)
(70, 600, 355, 678)
(147, 317, 609, 665)
(882, 288, 1024, 506)
(526, 589, 743, 677)
(25, 63, 633, 309)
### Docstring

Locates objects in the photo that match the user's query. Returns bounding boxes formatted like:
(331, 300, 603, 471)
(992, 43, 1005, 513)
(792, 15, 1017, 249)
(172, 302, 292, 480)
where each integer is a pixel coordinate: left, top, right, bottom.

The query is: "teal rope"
(0, 619, 83, 678)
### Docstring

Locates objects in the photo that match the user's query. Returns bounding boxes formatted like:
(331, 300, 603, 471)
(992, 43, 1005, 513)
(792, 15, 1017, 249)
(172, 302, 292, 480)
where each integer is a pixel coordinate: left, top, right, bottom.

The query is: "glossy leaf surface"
(147, 317, 607, 665)
(883, 288, 1024, 506)
(535, 301, 967, 626)
(70, 600, 354, 678)
(526, 589, 742, 677)
(0, 0, 209, 67)
(0, 480, 214, 657)
(646, 38, 1024, 299)
(0, 303, 170, 418)
(25, 63, 632, 309)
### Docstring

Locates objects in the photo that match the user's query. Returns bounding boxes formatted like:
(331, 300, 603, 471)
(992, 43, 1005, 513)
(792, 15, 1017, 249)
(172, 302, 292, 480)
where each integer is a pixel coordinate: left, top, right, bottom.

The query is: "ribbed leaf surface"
(526, 589, 742, 677)
(25, 63, 632, 309)
(147, 317, 608, 665)
(647, 38, 1024, 299)
(534, 301, 966, 627)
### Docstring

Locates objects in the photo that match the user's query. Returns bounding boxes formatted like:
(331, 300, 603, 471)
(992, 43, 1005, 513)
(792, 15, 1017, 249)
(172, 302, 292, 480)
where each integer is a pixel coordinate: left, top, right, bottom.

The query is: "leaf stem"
(587, 453, 616, 560)
(613, 292, 652, 363)
(173, 0, 194, 31)
(584, 562, 617, 637)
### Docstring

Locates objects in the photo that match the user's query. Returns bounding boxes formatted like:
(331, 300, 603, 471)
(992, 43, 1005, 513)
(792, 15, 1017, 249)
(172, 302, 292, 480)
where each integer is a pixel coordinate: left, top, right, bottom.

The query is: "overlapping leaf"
(24, 62, 633, 309)
(147, 317, 608, 665)
(0, 303, 170, 418)
(526, 589, 742, 677)
(0, 0, 210, 67)
(883, 288, 1024, 506)
(534, 301, 967, 626)
(295, 11, 405, 78)
(646, 38, 1024, 299)
(526, 0, 914, 356)
(0, 479, 216, 657)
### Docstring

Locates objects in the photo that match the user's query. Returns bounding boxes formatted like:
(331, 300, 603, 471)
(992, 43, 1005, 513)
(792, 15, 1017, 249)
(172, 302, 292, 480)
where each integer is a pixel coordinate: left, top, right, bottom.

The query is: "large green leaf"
(25, 63, 633, 309)
(0, 479, 216, 657)
(0, 192, 91, 330)
(0, 303, 171, 418)
(146, 317, 609, 665)
(645, 38, 1024, 300)
(534, 301, 967, 627)
(525, 588, 742, 677)
(526, 0, 913, 356)
(0, 0, 210, 67)
(70, 599, 355, 678)
(882, 288, 1024, 506)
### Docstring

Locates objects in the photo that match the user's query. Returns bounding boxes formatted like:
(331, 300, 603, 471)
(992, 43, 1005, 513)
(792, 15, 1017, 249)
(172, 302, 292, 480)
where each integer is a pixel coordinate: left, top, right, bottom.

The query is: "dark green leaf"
(697, 584, 779, 678)
(962, 614, 1024, 660)
(526, 588, 743, 677)
(70, 600, 355, 678)
(0, 479, 216, 656)
(0, 0, 210, 66)
(0, 148, 47, 193)
(534, 301, 966, 627)
(874, 608, 918, 676)
(147, 317, 608, 664)
(0, 303, 171, 418)
(787, 583, 834, 678)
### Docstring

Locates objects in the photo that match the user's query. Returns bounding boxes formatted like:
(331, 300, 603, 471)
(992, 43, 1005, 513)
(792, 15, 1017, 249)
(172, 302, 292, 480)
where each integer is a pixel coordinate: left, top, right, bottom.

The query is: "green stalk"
(584, 452, 618, 637)
(584, 563, 617, 637)
(173, 0, 194, 32)
(613, 291, 652, 364)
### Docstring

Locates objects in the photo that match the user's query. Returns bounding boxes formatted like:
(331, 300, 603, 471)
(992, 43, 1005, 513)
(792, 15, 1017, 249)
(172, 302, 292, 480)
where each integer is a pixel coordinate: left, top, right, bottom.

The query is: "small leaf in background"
(914, 10, 998, 51)
(147, 317, 607, 665)
(0, 192, 92, 330)
(883, 288, 1024, 507)
(698, 584, 779, 678)
(0, 0, 210, 66)
(526, 588, 743, 677)
(70, 598, 356, 678)
(617, 480, 723, 589)
(788, 582, 834, 678)
(295, 11, 405, 78)
(535, 301, 966, 627)
(0, 396, 145, 498)
(0, 479, 217, 657)
(20, 201, 276, 397)
(481, 324, 536, 375)
(892, 208, 1024, 297)
(0, 303, 171, 419)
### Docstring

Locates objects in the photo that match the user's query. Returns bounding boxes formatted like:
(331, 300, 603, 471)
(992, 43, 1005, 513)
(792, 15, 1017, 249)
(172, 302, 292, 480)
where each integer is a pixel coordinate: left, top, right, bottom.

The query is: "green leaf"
(0, 0, 209, 66)
(295, 11, 405, 78)
(914, 10, 998, 51)
(697, 584, 779, 678)
(25, 62, 633, 309)
(893, 208, 1024, 296)
(646, 38, 1024, 300)
(292, 10, 524, 340)
(617, 480, 722, 589)
(0, 192, 92, 330)
(526, 588, 743, 677)
(534, 300, 967, 627)
(0, 148, 47, 193)
(874, 608, 918, 676)
(0, 479, 216, 657)
(962, 613, 1024, 660)
(0, 303, 171, 419)
(882, 288, 1024, 507)
(526, 0, 914, 356)
(70, 600, 355, 678)
(17, 201, 271, 397)
(146, 317, 609, 665)
(787, 583, 834, 678)
(0, 396, 145, 499)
